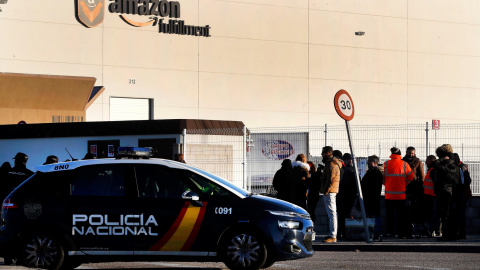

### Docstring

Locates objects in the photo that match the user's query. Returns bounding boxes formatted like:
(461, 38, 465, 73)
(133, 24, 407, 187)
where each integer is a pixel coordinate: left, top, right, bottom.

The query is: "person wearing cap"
(7, 153, 34, 193)
(43, 155, 59, 165)
(3, 153, 33, 265)
(383, 147, 414, 238)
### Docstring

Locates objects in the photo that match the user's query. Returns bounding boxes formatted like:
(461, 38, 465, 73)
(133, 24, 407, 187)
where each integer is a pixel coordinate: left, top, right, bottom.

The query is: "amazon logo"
(110, 0, 181, 27)
(75, 0, 211, 37)
(76, 0, 105, 28)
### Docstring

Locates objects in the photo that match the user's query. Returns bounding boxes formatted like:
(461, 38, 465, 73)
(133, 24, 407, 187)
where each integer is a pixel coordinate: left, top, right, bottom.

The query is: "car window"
(71, 165, 125, 197)
(16, 171, 71, 198)
(135, 165, 190, 199)
(181, 170, 235, 198)
(184, 166, 249, 197)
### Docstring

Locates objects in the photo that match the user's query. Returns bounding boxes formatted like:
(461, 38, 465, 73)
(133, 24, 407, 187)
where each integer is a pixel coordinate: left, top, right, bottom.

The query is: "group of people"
(272, 144, 472, 243)
(383, 145, 471, 241)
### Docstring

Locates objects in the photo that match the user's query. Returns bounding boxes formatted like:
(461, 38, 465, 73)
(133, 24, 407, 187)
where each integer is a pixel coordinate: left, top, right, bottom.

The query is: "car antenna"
(65, 148, 78, 161)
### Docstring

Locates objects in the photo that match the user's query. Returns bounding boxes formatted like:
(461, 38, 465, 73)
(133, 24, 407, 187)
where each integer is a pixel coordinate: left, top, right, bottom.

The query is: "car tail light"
(2, 199, 18, 210)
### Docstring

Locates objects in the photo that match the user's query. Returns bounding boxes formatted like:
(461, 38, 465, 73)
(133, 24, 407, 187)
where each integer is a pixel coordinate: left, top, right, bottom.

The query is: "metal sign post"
(333, 89, 370, 243)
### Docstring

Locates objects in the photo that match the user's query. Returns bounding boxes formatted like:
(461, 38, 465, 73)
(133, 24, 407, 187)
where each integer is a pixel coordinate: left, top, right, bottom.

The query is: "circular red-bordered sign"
(334, 89, 355, 121)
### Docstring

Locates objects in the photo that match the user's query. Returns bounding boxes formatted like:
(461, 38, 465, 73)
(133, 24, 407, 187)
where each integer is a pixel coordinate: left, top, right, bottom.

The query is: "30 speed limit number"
(334, 89, 355, 121)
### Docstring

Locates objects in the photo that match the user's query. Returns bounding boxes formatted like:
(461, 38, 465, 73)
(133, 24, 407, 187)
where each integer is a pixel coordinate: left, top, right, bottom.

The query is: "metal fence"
(183, 123, 480, 195)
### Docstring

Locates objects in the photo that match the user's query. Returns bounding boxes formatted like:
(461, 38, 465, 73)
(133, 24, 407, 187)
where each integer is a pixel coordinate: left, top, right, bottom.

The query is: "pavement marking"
(141, 261, 225, 268)
(271, 263, 303, 269)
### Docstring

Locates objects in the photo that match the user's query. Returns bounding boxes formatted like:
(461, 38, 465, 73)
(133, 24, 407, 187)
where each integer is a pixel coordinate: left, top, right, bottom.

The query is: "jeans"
(324, 193, 338, 238)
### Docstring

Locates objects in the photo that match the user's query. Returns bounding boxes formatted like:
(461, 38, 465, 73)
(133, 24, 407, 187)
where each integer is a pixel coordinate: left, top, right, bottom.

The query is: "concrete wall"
(314, 195, 480, 235)
(1, 1, 480, 127)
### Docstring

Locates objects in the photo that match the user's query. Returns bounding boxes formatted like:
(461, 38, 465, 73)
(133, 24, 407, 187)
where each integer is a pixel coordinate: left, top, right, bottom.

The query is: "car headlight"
(278, 220, 301, 229)
(268, 211, 310, 220)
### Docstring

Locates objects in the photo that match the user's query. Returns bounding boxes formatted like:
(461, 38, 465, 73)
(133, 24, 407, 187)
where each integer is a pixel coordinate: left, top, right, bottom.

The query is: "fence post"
(182, 129, 187, 161)
(324, 124, 327, 146)
(425, 122, 429, 159)
(243, 126, 247, 190)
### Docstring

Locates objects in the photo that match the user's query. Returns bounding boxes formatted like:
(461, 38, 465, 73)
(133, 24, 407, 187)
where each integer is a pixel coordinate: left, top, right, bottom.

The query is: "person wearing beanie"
(383, 147, 414, 238)
(432, 145, 460, 241)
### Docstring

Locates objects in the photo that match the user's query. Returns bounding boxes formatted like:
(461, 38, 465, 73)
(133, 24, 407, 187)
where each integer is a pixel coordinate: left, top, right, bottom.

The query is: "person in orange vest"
(422, 155, 437, 237)
(383, 147, 415, 239)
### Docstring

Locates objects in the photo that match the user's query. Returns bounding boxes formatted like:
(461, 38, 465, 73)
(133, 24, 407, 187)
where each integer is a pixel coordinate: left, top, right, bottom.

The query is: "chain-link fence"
(183, 123, 480, 195)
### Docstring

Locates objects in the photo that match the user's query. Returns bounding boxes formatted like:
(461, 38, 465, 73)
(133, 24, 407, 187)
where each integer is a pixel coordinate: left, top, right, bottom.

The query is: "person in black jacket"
(336, 153, 357, 239)
(273, 159, 292, 202)
(7, 153, 34, 193)
(307, 161, 320, 223)
(290, 154, 310, 209)
(453, 153, 471, 240)
(361, 155, 384, 238)
(403, 146, 425, 238)
(4, 153, 33, 265)
(432, 145, 460, 241)
(0, 161, 12, 201)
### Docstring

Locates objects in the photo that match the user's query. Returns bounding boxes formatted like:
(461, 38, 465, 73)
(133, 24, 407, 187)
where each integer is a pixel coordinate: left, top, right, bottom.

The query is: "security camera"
(355, 31, 365, 36)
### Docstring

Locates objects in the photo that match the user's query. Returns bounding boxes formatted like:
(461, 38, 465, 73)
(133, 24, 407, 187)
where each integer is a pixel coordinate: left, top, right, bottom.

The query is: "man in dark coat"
(361, 155, 384, 238)
(273, 159, 292, 202)
(336, 153, 357, 239)
(432, 145, 460, 241)
(453, 153, 471, 240)
(403, 146, 425, 238)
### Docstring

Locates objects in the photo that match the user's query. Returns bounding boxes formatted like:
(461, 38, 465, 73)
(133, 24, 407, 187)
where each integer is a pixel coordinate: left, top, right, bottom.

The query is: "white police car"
(0, 147, 314, 270)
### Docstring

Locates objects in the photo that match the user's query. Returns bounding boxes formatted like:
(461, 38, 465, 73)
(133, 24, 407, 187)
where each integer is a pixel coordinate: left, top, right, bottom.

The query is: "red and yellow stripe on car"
(149, 201, 207, 251)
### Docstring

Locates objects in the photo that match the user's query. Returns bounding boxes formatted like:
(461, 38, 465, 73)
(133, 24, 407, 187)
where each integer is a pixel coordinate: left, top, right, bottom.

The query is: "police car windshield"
(186, 166, 250, 197)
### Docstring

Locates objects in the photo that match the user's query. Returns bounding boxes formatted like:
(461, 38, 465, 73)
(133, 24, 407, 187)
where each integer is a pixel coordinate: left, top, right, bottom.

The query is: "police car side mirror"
(182, 191, 203, 207)
(182, 190, 200, 201)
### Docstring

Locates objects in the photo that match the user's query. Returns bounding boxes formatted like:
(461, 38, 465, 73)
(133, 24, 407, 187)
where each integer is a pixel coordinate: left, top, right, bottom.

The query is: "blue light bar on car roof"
(117, 147, 153, 159)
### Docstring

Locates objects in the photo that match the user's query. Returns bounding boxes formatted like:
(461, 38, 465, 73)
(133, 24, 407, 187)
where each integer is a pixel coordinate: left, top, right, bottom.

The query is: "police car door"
(133, 164, 213, 256)
(69, 164, 136, 254)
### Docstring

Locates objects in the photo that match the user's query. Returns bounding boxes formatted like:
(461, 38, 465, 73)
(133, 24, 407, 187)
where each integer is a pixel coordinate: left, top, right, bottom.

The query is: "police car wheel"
(221, 231, 267, 270)
(19, 233, 65, 270)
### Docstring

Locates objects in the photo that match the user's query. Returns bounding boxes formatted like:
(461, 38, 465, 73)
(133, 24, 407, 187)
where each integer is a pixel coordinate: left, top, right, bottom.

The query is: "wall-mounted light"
(355, 31, 365, 36)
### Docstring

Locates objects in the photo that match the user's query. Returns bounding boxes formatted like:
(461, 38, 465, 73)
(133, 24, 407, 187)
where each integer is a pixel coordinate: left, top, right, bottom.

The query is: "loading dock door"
(110, 97, 150, 121)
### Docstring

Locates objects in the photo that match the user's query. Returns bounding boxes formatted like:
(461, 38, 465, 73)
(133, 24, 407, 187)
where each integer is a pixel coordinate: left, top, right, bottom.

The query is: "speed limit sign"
(334, 89, 355, 121)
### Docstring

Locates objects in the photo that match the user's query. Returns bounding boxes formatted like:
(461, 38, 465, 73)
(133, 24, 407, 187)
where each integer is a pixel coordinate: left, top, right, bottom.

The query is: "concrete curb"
(313, 235, 480, 253)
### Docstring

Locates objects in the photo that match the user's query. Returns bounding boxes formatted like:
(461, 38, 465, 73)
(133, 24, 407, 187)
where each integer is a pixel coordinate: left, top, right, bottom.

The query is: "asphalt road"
(2, 251, 480, 270)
